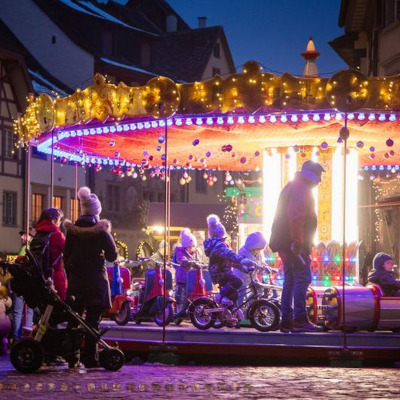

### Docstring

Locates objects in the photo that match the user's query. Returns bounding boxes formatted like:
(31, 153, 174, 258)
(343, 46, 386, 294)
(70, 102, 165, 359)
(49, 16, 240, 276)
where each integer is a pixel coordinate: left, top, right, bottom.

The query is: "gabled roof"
(153, 27, 236, 82)
(0, 19, 71, 97)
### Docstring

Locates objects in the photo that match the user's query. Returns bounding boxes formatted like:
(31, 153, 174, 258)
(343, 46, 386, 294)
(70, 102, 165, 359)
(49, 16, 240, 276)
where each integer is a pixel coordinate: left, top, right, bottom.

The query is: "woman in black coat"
(64, 186, 117, 369)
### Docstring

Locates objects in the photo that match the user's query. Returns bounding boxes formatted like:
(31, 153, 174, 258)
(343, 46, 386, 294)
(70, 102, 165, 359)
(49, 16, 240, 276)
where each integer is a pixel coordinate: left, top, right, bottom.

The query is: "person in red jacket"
(34, 208, 67, 301)
(270, 160, 325, 333)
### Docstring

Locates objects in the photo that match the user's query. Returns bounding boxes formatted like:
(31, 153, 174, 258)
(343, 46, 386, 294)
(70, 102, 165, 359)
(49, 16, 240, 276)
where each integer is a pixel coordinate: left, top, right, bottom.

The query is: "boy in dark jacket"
(204, 214, 254, 306)
(64, 186, 117, 369)
(368, 252, 400, 296)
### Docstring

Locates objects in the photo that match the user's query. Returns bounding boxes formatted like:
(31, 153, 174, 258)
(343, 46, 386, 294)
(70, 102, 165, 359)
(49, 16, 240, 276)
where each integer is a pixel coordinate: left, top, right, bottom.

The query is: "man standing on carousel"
(269, 160, 325, 333)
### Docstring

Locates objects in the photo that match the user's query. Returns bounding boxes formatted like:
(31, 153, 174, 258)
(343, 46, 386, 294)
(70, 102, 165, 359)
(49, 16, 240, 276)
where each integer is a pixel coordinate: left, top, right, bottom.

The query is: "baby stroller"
(0, 250, 124, 373)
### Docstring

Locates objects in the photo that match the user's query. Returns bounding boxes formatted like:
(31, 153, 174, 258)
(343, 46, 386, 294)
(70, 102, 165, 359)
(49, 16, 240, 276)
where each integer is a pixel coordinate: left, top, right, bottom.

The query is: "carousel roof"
(16, 61, 400, 171)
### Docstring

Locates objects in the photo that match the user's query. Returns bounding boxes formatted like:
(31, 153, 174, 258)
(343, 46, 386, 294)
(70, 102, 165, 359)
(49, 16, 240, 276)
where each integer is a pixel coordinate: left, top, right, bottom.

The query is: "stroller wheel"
(99, 348, 125, 371)
(10, 338, 45, 374)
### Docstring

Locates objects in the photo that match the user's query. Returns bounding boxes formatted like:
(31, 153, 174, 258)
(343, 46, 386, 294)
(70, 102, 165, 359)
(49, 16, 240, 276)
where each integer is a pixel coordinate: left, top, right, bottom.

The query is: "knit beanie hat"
(180, 228, 197, 248)
(206, 214, 227, 238)
(244, 231, 267, 251)
(78, 186, 102, 217)
(373, 252, 393, 270)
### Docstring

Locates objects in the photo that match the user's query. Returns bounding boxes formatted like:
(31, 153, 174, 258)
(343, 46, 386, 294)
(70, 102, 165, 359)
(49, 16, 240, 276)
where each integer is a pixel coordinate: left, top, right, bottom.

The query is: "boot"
(293, 317, 323, 333)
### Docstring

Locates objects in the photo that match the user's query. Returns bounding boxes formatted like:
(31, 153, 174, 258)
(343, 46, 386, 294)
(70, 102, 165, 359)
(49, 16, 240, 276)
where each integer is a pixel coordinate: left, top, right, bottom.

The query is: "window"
(51, 35, 57, 44)
(2, 129, 15, 158)
(212, 67, 221, 76)
(3, 191, 17, 226)
(32, 194, 44, 223)
(106, 184, 121, 212)
(383, 0, 400, 27)
(195, 169, 207, 194)
(213, 43, 220, 58)
(52, 196, 63, 210)
(70, 198, 79, 221)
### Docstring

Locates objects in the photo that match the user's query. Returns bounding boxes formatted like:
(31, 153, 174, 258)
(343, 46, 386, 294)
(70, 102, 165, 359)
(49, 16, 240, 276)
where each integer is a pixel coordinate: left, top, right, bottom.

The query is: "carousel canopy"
(16, 62, 400, 171)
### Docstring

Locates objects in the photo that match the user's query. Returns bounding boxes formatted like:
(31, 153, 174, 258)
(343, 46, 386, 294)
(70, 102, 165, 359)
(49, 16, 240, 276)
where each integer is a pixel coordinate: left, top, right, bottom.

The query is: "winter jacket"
(269, 172, 317, 254)
(204, 237, 245, 285)
(234, 233, 266, 288)
(64, 216, 118, 310)
(172, 246, 199, 284)
(35, 220, 67, 301)
(368, 255, 400, 296)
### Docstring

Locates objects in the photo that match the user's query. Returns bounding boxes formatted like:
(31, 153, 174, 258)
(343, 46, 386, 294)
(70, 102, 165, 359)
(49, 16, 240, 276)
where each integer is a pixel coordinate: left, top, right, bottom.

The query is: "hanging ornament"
(188, 155, 194, 160)
(109, 140, 115, 147)
(149, 171, 156, 178)
(369, 146, 375, 152)
(114, 151, 120, 157)
(285, 153, 291, 159)
(231, 152, 236, 158)
(254, 151, 260, 157)
(320, 141, 328, 150)
(206, 151, 211, 157)
(240, 157, 247, 164)
(386, 138, 394, 147)
(173, 159, 178, 164)
(161, 154, 166, 161)
(200, 158, 205, 164)
(183, 171, 189, 179)
(185, 162, 191, 168)
(156, 145, 162, 151)
(369, 153, 375, 159)
(314, 151, 320, 157)
(149, 155, 154, 161)
(141, 175, 147, 181)
(390, 150, 395, 156)
(221, 144, 233, 152)
(384, 152, 390, 159)
(158, 135, 165, 144)
(356, 140, 364, 149)
(203, 172, 208, 179)
(293, 145, 300, 153)
(192, 138, 200, 146)
(143, 150, 148, 156)
(301, 152, 306, 158)
(179, 177, 186, 185)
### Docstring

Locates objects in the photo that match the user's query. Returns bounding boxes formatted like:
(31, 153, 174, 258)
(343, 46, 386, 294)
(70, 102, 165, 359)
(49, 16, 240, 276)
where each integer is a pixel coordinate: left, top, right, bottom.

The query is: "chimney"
(198, 16, 207, 29)
(166, 14, 178, 32)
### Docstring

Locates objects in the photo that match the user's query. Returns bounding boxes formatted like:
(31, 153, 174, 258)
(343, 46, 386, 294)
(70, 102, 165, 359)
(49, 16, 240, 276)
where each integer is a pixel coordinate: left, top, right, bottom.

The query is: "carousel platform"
(99, 320, 400, 365)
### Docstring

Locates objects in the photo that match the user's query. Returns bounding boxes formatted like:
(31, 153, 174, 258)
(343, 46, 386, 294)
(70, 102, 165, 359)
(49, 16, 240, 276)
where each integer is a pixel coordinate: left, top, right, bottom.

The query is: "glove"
(241, 258, 255, 272)
(244, 265, 255, 273)
(290, 242, 302, 256)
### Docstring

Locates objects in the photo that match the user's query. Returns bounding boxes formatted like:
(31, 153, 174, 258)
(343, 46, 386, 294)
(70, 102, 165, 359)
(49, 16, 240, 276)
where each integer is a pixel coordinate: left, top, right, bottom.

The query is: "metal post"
(75, 162, 78, 221)
(25, 144, 31, 248)
(162, 120, 169, 344)
(341, 113, 348, 349)
(50, 132, 54, 207)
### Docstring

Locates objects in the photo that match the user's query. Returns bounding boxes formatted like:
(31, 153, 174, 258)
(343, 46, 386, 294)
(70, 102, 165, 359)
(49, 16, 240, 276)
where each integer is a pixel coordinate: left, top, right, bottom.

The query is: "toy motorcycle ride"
(189, 265, 281, 332)
(106, 259, 141, 326)
(173, 261, 213, 325)
(128, 258, 175, 326)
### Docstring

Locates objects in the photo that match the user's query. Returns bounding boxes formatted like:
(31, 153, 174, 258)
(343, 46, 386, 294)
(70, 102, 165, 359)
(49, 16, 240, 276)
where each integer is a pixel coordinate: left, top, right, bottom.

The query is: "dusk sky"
(166, 0, 347, 77)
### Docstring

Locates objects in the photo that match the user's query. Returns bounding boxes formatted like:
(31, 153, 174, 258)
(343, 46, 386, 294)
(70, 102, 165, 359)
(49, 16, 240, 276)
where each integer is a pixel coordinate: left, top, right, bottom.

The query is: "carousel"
(14, 61, 400, 362)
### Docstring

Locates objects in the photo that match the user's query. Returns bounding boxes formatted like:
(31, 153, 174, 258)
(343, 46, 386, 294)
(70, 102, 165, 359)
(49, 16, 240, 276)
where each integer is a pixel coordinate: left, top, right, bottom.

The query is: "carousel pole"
(162, 118, 169, 344)
(75, 162, 78, 221)
(25, 143, 32, 248)
(50, 132, 54, 207)
(340, 114, 349, 350)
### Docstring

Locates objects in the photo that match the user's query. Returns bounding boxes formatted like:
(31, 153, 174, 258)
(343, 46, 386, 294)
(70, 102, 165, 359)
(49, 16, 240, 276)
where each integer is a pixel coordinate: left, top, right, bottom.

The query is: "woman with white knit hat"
(64, 186, 117, 369)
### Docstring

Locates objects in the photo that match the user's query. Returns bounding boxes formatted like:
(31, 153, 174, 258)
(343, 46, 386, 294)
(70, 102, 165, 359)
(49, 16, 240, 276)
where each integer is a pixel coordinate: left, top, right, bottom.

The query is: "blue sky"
(104, 0, 346, 76)
(167, 0, 346, 76)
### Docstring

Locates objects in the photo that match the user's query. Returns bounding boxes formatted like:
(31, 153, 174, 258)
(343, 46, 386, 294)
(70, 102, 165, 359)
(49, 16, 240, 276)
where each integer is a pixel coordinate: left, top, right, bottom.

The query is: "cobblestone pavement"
(0, 354, 400, 399)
